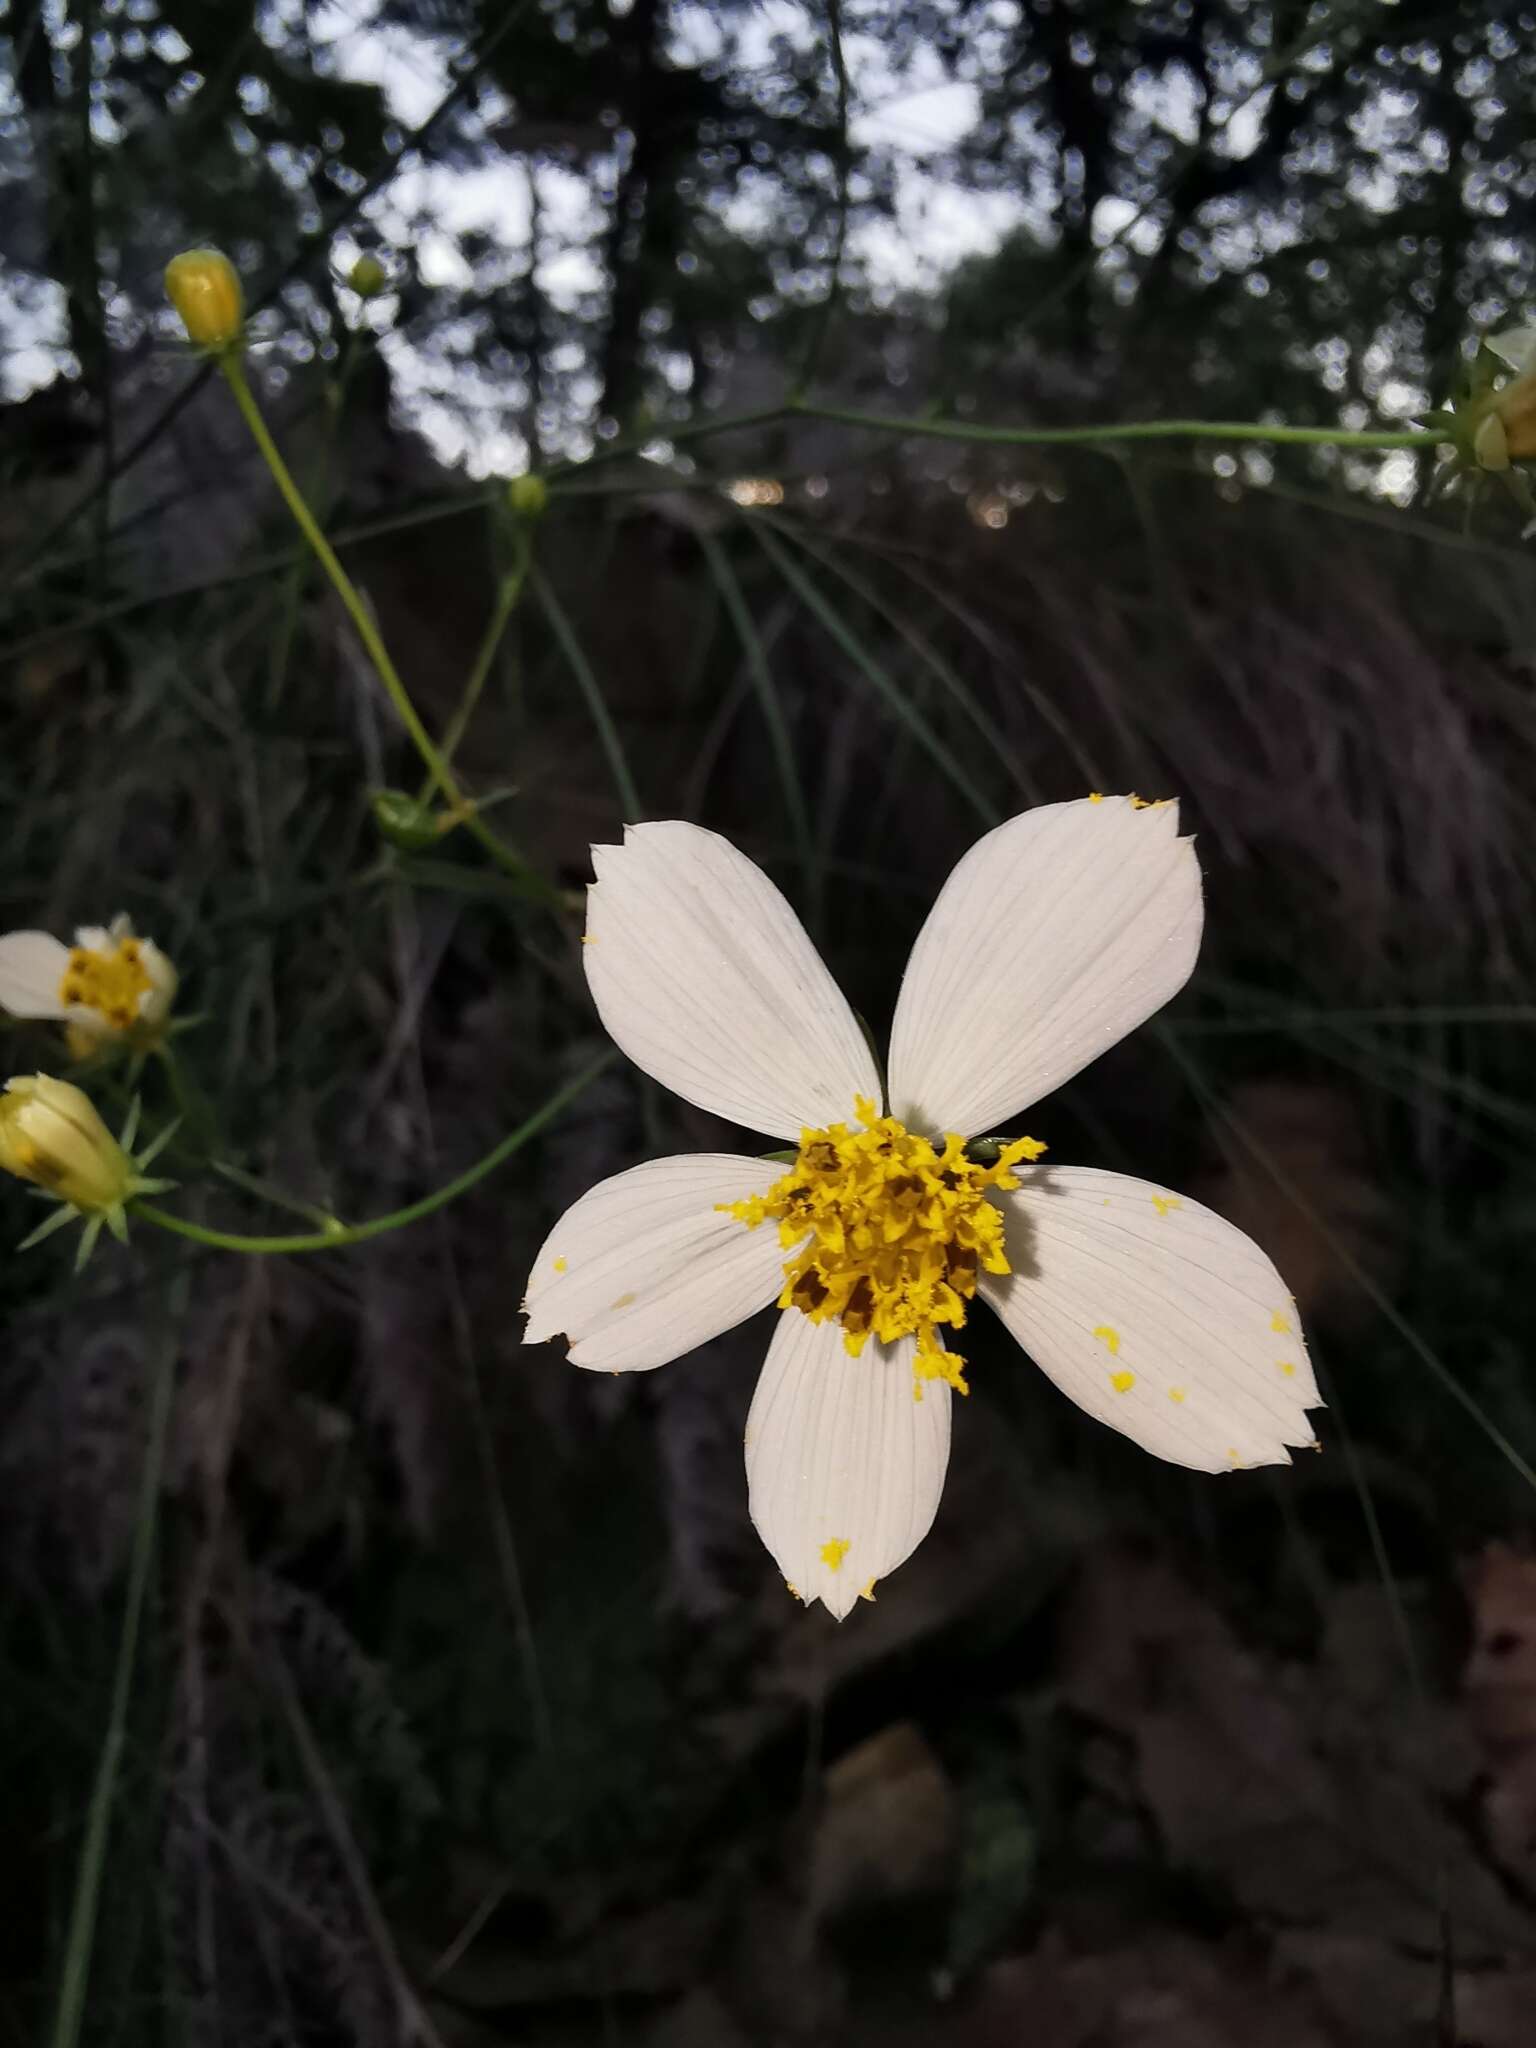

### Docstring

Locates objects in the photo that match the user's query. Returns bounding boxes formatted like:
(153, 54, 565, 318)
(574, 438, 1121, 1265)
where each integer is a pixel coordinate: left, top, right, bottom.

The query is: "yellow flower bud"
(0, 1075, 133, 1213)
(1473, 408, 1510, 472)
(164, 247, 244, 352)
(507, 473, 548, 521)
(1492, 371, 1536, 464)
(349, 255, 389, 299)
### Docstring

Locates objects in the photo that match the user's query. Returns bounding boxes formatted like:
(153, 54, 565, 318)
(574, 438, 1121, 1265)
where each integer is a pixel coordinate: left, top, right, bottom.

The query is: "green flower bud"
(373, 789, 454, 853)
(507, 474, 549, 522)
(349, 255, 389, 299)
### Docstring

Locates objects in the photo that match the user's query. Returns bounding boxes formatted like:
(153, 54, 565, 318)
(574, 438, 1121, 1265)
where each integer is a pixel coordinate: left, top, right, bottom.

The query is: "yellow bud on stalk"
(1469, 328, 1536, 472)
(0, 1075, 132, 1213)
(1491, 373, 1536, 464)
(164, 247, 244, 352)
(0, 1075, 178, 1266)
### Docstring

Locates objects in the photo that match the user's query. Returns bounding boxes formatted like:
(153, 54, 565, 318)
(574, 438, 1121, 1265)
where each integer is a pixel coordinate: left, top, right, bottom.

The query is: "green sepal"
(16, 1203, 79, 1252)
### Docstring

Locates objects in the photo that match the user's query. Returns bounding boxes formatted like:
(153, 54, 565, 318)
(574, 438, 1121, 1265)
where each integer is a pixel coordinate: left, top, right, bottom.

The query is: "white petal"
(522, 1153, 789, 1371)
(981, 1167, 1321, 1472)
(0, 932, 71, 1019)
(887, 795, 1202, 1138)
(138, 941, 178, 1027)
(745, 1312, 952, 1619)
(1487, 327, 1536, 376)
(583, 822, 880, 1141)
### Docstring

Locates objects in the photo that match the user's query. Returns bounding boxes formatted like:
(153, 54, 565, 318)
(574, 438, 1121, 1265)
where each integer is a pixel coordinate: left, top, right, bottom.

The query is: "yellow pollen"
(1151, 1196, 1180, 1217)
(611, 1291, 635, 1309)
(859, 1579, 877, 1602)
(1088, 791, 1104, 802)
(1168, 1386, 1187, 1403)
(820, 1538, 851, 1570)
(1110, 1370, 1135, 1394)
(57, 936, 151, 1033)
(1092, 1324, 1121, 1356)
(1278, 1359, 1297, 1378)
(553, 1256, 567, 1272)
(721, 1097, 1043, 1398)
(580, 934, 597, 945)
(1270, 1310, 1290, 1333)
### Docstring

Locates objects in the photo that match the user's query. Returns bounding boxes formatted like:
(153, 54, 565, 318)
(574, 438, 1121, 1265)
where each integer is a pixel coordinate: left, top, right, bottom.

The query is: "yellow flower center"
(723, 1097, 1044, 1398)
(57, 936, 152, 1033)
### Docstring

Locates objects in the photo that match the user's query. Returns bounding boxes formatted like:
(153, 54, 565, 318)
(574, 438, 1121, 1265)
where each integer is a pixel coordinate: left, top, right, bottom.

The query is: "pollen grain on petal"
(820, 1538, 851, 1571)
(1168, 1386, 1187, 1404)
(1092, 1324, 1122, 1356)
(1271, 1310, 1290, 1333)
(1110, 1370, 1135, 1394)
(1150, 1196, 1180, 1218)
(553, 1256, 568, 1273)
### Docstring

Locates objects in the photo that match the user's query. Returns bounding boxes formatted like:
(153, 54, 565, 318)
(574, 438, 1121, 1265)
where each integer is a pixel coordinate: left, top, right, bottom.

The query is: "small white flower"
(522, 796, 1322, 1618)
(0, 914, 178, 1054)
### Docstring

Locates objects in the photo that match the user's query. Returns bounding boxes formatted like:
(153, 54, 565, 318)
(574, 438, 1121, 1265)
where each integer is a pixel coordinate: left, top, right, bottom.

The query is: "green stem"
(218, 354, 546, 891)
(531, 567, 643, 819)
(266, 330, 359, 714)
(788, 406, 1445, 452)
(210, 1159, 344, 1232)
(417, 527, 532, 800)
(50, 1276, 185, 2048)
(133, 1053, 613, 1255)
(553, 402, 1443, 483)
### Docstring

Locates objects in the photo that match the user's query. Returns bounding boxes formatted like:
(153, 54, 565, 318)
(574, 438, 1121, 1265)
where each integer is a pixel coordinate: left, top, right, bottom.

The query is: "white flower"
(0, 915, 178, 1054)
(522, 796, 1322, 1619)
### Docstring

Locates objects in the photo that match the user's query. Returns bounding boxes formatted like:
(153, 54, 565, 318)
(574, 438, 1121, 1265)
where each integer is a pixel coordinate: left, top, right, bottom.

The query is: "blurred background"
(3, 1, 1536, 2042)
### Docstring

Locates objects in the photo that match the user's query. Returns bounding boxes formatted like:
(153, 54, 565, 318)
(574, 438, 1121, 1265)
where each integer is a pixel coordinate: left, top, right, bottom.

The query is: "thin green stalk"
(134, 1052, 613, 1255)
(1160, 1026, 1536, 1497)
(751, 521, 995, 825)
(266, 331, 360, 714)
(530, 567, 643, 819)
(418, 527, 533, 798)
(792, 0, 850, 400)
(552, 400, 1443, 484)
(787, 405, 1443, 453)
(210, 1159, 344, 1233)
(694, 527, 820, 922)
(50, 1274, 186, 2048)
(218, 354, 547, 893)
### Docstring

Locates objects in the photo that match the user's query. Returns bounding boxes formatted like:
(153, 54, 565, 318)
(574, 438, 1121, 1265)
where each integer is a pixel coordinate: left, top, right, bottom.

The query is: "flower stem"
(552, 402, 1445, 484)
(417, 524, 533, 800)
(133, 1052, 613, 1255)
(218, 354, 555, 895)
(49, 1274, 186, 2048)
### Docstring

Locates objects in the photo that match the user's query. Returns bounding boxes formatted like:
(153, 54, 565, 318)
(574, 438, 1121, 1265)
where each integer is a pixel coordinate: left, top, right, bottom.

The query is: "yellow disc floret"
(58, 935, 153, 1033)
(723, 1098, 1044, 1398)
